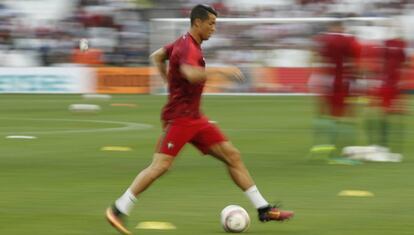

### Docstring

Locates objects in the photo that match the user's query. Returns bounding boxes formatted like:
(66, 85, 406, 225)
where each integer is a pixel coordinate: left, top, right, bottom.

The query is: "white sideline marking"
(82, 94, 112, 100)
(69, 104, 101, 112)
(6, 135, 37, 139)
(0, 118, 152, 135)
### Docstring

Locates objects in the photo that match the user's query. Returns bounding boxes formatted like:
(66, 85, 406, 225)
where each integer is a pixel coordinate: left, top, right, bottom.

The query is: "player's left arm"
(208, 66, 245, 82)
(181, 65, 244, 83)
(180, 45, 244, 83)
(351, 37, 363, 72)
(150, 47, 169, 82)
(398, 42, 410, 88)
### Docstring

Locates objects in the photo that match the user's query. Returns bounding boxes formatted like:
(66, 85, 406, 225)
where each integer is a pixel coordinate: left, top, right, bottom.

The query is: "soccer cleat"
(258, 205, 294, 222)
(105, 205, 131, 235)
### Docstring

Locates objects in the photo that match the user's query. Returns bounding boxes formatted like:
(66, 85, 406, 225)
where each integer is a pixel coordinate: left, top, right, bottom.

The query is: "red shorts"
(156, 116, 227, 157)
(371, 86, 402, 113)
(319, 84, 351, 117)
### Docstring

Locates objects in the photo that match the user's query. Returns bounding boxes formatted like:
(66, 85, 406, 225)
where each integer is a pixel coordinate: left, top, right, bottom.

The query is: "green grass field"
(0, 94, 413, 235)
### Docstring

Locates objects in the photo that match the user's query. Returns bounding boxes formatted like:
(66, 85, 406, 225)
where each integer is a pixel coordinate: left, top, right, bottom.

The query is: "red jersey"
(162, 33, 206, 121)
(315, 33, 360, 92)
(382, 38, 406, 87)
(367, 38, 407, 112)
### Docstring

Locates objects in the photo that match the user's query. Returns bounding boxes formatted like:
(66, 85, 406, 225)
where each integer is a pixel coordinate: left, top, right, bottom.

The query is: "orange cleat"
(105, 206, 131, 235)
(258, 205, 294, 222)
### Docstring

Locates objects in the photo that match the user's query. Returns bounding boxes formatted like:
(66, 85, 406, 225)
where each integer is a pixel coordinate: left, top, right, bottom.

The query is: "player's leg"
(315, 96, 335, 143)
(385, 92, 405, 154)
(117, 153, 175, 214)
(331, 93, 360, 156)
(191, 121, 294, 222)
(364, 107, 379, 146)
(208, 141, 255, 190)
(389, 112, 405, 154)
(207, 142, 294, 222)
(106, 153, 174, 235)
(107, 121, 194, 234)
(309, 95, 338, 158)
(365, 93, 391, 148)
(190, 119, 254, 190)
(129, 153, 174, 195)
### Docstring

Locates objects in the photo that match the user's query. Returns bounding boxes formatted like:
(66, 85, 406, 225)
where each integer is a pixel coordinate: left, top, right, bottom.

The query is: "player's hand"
(225, 66, 245, 83)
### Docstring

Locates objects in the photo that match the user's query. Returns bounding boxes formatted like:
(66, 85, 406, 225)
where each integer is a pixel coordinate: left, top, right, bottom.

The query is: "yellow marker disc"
(135, 221, 176, 230)
(338, 190, 374, 197)
(101, 146, 132, 152)
(310, 144, 336, 153)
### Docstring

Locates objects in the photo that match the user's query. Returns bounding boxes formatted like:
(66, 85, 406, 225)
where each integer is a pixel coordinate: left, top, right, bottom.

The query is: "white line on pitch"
(0, 118, 153, 135)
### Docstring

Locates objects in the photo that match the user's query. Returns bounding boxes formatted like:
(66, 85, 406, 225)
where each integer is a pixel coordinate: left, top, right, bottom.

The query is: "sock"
(338, 121, 356, 150)
(115, 188, 137, 216)
(244, 185, 269, 209)
(364, 118, 377, 145)
(380, 118, 389, 147)
(313, 117, 337, 146)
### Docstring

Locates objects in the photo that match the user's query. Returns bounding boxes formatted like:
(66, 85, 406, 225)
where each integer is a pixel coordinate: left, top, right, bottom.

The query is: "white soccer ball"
(220, 205, 250, 233)
(79, 38, 89, 51)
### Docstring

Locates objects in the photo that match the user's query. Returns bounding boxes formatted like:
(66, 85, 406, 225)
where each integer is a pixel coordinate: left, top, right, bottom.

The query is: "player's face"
(199, 13, 216, 41)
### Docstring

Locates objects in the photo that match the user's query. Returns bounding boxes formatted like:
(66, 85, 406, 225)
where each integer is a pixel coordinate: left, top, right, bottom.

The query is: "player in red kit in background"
(310, 19, 361, 160)
(365, 20, 408, 158)
(105, 4, 294, 235)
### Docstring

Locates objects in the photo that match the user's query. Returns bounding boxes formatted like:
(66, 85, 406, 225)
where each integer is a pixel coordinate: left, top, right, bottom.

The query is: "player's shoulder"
(176, 33, 193, 44)
(322, 32, 355, 40)
(171, 33, 194, 50)
(385, 38, 406, 47)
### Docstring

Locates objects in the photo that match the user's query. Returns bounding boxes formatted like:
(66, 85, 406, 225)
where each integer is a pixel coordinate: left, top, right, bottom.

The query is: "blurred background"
(0, 0, 413, 94)
(0, 0, 411, 66)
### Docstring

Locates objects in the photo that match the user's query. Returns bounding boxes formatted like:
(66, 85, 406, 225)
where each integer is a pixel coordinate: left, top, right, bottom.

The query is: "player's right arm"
(150, 47, 169, 82)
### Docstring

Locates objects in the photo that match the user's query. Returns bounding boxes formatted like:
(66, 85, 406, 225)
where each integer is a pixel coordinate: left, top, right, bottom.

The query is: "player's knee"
(149, 158, 172, 175)
(156, 161, 172, 173)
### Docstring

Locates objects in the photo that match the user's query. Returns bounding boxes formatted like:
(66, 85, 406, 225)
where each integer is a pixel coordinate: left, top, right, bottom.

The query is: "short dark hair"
(190, 4, 217, 26)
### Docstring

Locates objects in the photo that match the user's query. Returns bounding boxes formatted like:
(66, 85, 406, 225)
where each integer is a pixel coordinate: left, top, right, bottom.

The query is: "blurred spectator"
(0, 0, 412, 68)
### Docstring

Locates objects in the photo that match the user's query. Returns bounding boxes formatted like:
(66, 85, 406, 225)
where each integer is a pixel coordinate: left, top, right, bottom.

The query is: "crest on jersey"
(167, 142, 174, 149)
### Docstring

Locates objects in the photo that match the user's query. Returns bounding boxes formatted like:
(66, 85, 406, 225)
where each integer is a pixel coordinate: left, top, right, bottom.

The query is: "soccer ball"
(220, 205, 250, 233)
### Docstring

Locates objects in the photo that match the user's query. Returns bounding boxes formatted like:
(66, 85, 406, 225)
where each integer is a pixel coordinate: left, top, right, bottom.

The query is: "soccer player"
(105, 4, 294, 235)
(310, 19, 361, 158)
(366, 22, 407, 153)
